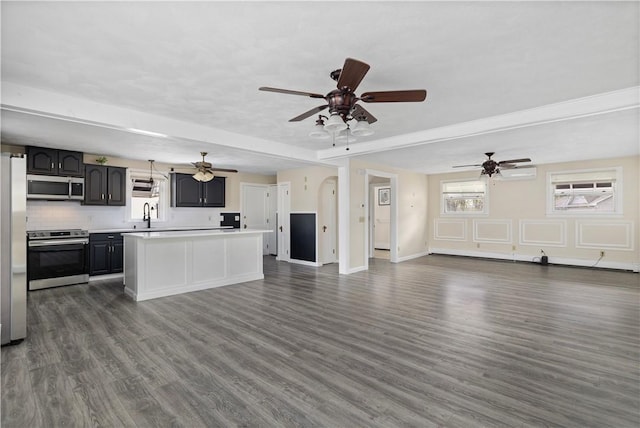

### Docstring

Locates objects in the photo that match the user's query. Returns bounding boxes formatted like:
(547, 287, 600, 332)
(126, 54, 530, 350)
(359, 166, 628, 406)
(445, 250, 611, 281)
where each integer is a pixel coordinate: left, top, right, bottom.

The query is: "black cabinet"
(27, 146, 84, 176)
(172, 173, 225, 207)
(89, 233, 124, 276)
(84, 165, 127, 206)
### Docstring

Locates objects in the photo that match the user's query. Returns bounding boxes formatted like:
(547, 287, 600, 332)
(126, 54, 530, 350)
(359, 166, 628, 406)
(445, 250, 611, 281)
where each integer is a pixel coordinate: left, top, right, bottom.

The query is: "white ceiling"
(1, 1, 638, 175)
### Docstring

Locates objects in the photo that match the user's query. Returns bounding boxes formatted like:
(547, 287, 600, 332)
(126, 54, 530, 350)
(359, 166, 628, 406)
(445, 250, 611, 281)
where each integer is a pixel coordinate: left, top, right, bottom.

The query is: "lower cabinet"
(89, 233, 124, 276)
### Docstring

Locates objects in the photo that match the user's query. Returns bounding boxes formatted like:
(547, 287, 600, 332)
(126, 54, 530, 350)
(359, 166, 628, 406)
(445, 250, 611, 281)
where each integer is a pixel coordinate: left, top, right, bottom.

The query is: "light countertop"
(124, 229, 272, 239)
(89, 226, 234, 234)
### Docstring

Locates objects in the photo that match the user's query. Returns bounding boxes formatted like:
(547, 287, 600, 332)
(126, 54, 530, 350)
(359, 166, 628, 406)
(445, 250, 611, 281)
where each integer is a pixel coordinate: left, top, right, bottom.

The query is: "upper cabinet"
(84, 165, 127, 206)
(172, 173, 225, 207)
(27, 146, 84, 177)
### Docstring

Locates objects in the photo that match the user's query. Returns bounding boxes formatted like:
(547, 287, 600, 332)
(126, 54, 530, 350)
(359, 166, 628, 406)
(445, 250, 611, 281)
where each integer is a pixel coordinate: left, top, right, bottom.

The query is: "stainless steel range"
(27, 229, 90, 290)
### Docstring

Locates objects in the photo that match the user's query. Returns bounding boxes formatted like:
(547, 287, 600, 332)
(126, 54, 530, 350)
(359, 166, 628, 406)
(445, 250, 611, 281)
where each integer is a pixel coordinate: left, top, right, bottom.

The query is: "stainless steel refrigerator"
(1, 153, 27, 345)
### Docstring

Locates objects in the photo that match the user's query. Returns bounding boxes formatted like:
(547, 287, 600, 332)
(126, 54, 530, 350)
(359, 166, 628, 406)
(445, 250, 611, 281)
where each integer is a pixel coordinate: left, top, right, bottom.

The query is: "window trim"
(440, 178, 489, 216)
(127, 168, 169, 223)
(546, 166, 623, 218)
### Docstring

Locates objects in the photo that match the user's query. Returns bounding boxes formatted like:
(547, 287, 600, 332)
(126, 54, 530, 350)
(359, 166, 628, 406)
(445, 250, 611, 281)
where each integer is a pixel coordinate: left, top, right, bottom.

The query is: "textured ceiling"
(1, 1, 638, 174)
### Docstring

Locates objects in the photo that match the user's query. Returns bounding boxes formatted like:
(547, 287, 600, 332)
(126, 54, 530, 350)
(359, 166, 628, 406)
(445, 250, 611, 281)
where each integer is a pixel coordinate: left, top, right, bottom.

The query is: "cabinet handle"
(109, 194, 112, 200)
(204, 198, 207, 203)
(59, 162, 62, 169)
(51, 162, 55, 169)
(101, 193, 105, 200)
(199, 198, 202, 203)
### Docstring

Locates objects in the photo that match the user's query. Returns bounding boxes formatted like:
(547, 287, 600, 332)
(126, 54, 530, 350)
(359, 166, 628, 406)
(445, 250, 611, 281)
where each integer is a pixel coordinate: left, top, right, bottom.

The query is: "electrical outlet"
(600, 250, 605, 257)
(512, 245, 516, 251)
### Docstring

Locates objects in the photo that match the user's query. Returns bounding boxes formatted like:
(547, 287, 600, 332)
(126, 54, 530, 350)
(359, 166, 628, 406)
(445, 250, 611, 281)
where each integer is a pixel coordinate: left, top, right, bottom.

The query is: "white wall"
(427, 155, 639, 271)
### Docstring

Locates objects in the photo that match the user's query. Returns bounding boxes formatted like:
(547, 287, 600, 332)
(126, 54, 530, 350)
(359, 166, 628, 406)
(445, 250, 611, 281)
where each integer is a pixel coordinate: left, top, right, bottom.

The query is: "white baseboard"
(347, 265, 367, 274)
(395, 250, 430, 263)
(288, 259, 322, 267)
(428, 247, 638, 272)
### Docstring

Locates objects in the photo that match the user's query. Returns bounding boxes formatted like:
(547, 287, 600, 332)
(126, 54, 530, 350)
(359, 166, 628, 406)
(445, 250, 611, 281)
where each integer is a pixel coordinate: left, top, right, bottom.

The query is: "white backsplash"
(26, 200, 230, 231)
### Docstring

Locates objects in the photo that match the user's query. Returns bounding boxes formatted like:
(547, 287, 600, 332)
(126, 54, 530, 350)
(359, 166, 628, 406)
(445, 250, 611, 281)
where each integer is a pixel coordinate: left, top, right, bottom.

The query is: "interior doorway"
(364, 170, 398, 268)
(371, 181, 391, 259)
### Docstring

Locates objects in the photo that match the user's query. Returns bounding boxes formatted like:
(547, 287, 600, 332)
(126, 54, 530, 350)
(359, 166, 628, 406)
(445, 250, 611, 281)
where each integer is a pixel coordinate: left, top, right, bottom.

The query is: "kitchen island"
(123, 229, 271, 301)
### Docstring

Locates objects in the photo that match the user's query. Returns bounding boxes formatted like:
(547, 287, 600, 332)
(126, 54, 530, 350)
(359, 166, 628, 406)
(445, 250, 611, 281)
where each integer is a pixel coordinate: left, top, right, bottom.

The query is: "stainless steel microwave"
(27, 175, 84, 200)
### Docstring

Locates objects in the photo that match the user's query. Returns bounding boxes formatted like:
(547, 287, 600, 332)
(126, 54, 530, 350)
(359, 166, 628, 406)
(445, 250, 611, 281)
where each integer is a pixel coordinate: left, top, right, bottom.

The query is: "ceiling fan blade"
(259, 87, 325, 99)
(351, 104, 377, 124)
(360, 89, 427, 103)
(499, 163, 518, 169)
(336, 58, 370, 91)
(289, 105, 328, 122)
(210, 167, 238, 173)
(452, 164, 482, 168)
(498, 158, 531, 165)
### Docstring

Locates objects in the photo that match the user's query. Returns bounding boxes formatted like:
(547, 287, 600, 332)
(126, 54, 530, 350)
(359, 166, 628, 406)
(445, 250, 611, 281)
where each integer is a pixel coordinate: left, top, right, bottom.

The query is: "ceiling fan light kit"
(192, 169, 214, 182)
(335, 128, 356, 143)
(260, 57, 427, 145)
(323, 113, 348, 133)
(190, 152, 238, 182)
(309, 117, 331, 139)
(351, 119, 374, 137)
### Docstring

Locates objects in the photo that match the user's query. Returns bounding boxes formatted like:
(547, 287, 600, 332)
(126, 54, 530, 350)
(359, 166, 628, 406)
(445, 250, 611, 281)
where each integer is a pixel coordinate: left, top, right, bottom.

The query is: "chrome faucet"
(143, 202, 151, 228)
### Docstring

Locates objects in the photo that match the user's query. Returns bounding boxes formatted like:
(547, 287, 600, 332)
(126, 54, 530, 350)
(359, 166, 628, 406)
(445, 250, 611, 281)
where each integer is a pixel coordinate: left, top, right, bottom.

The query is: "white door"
(277, 182, 290, 261)
(241, 183, 269, 255)
(320, 180, 337, 264)
(374, 185, 391, 250)
(267, 184, 277, 255)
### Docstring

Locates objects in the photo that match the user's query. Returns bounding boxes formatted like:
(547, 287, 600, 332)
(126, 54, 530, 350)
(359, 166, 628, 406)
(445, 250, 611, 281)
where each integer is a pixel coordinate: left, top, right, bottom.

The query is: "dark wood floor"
(2, 255, 639, 427)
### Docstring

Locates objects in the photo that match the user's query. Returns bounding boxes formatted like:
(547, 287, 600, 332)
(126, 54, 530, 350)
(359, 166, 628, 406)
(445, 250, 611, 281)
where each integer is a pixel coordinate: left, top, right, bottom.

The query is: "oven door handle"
(28, 238, 89, 247)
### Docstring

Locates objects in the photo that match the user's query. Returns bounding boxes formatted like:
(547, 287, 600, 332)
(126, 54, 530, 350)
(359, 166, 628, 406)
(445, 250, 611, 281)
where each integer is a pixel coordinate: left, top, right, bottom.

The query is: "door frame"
(369, 181, 391, 256)
(364, 169, 398, 269)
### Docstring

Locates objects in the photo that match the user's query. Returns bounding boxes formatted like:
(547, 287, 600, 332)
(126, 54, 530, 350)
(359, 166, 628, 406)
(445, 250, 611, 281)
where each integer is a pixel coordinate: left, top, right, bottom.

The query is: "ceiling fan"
(191, 152, 238, 182)
(259, 58, 427, 138)
(453, 152, 532, 177)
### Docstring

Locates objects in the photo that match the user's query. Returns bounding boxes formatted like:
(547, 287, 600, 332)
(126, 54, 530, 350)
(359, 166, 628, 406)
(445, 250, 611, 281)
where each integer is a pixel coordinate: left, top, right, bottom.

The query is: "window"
(548, 168, 622, 216)
(441, 180, 488, 215)
(128, 170, 168, 222)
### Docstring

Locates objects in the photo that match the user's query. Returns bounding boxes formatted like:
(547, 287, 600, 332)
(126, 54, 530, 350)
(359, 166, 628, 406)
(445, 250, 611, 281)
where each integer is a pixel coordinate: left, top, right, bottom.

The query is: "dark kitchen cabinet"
(172, 173, 225, 207)
(89, 233, 124, 276)
(27, 146, 84, 176)
(84, 165, 126, 206)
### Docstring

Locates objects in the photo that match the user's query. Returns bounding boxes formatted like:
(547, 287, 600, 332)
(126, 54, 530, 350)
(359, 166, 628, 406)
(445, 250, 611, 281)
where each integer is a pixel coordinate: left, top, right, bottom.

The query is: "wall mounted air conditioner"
(500, 166, 537, 180)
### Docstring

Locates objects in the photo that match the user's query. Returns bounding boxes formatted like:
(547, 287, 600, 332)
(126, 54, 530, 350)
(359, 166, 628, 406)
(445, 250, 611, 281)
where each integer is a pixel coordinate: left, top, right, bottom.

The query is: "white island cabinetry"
(124, 229, 271, 302)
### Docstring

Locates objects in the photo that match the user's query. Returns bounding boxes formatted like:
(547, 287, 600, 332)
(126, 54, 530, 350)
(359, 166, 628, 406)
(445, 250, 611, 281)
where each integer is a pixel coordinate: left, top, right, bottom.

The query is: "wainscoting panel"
(519, 220, 567, 247)
(576, 221, 635, 251)
(434, 219, 466, 241)
(473, 219, 512, 243)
